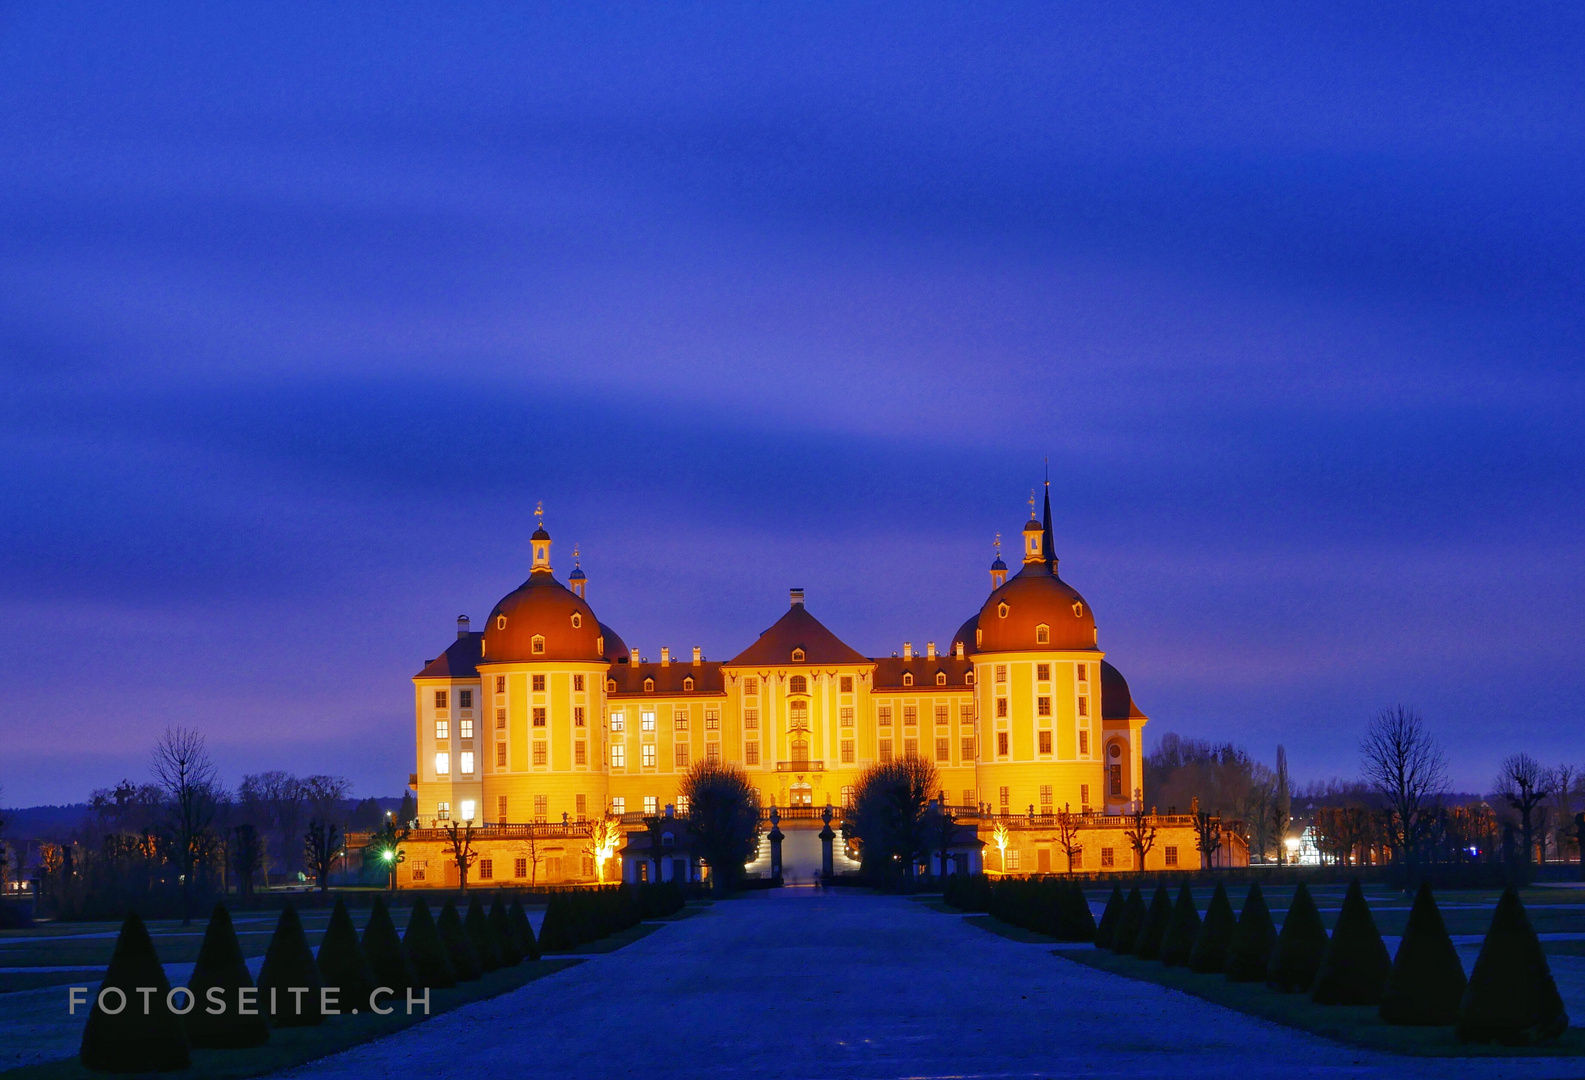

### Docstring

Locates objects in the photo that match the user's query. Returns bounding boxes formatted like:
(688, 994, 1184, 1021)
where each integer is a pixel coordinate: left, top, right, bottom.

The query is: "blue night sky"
(2, 4, 1581, 805)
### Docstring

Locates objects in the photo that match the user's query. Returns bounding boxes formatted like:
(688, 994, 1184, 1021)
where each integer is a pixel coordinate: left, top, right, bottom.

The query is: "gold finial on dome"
(535, 500, 544, 527)
(1029, 489, 1037, 519)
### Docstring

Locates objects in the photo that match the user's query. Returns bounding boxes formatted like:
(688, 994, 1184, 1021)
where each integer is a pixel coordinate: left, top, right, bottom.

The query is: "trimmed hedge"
(1110, 887, 1147, 956)
(316, 896, 377, 1011)
(1456, 885, 1568, 1044)
(186, 902, 269, 1049)
(464, 895, 504, 972)
(79, 910, 191, 1072)
(436, 900, 483, 981)
(402, 898, 456, 989)
(1379, 880, 1465, 1026)
(1267, 882, 1328, 993)
(509, 897, 540, 961)
(1188, 881, 1237, 974)
(1159, 882, 1201, 968)
(1311, 878, 1390, 1005)
(1134, 884, 1173, 960)
(1094, 884, 1125, 948)
(489, 896, 523, 966)
(363, 896, 417, 993)
(257, 904, 325, 1027)
(1223, 884, 1276, 982)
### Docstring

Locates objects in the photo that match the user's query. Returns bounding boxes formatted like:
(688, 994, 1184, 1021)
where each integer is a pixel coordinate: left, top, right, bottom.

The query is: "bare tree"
(1273, 746, 1292, 864)
(443, 819, 478, 889)
(240, 771, 305, 880)
(582, 814, 623, 883)
(1192, 798, 1222, 869)
(1547, 765, 1579, 864)
(230, 824, 263, 901)
(1495, 753, 1551, 867)
(1054, 803, 1084, 873)
(1359, 706, 1447, 867)
(1123, 789, 1157, 873)
(151, 726, 220, 923)
(303, 819, 342, 891)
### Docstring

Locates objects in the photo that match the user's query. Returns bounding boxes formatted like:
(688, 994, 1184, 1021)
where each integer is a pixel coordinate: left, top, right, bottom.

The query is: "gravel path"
(272, 888, 1583, 1080)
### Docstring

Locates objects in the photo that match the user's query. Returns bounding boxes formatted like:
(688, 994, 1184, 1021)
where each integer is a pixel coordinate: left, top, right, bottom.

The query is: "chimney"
(790, 588, 805, 608)
(926, 641, 936, 659)
(661, 647, 671, 666)
(457, 615, 470, 639)
(692, 646, 702, 665)
(902, 642, 913, 660)
(954, 641, 964, 658)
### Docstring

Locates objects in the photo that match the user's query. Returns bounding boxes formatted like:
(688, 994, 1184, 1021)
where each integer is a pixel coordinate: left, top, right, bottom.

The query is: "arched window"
(965, 670, 975, 685)
(936, 671, 947, 686)
(975, 628, 983, 646)
(606, 679, 617, 693)
(998, 602, 1009, 619)
(791, 648, 806, 663)
(531, 635, 545, 655)
(644, 678, 655, 693)
(902, 672, 914, 687)
(571, 612, 582, 629)
(789, 674, 807, 694)
(496, 614, 507, 630)
(1073, 601, 1084, 618)
(1035, 623, 1049, 644)
(683, 676, 694, 692)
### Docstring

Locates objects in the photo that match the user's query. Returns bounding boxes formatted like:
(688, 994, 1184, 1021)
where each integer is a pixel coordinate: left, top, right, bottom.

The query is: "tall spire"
(1041, 464, 1055, 573)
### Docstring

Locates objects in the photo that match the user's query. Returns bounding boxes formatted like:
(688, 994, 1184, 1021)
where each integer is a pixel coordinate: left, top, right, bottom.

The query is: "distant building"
(394, 491, 1245, 887)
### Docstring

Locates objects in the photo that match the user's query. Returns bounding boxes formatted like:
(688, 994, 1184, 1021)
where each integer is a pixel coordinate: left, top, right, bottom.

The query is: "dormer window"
(789, 674, 807, 694)
(791, 648, 805, 662)
(644, 678, 655, 692)
(531, 635, 545, 655)
(1036, 623, 1049, 644)
(1073, 601, 1084, 617)
(903, 672, 914, 687)
(965, 670, 975, 685)
(683, 676, 694, 692)
(571, 612, 582, 629)
(606, 679, 617, 692)
(998, 602, 1009, 619)
(496, 615, 507, 630)
(936, 671, 946, 686)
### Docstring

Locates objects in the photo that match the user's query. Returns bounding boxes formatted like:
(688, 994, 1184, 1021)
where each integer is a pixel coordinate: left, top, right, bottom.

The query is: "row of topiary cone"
(80, 892, 540, 1073)
(1094, 878, 1569, 1045)
(975, 877, 1097, 942)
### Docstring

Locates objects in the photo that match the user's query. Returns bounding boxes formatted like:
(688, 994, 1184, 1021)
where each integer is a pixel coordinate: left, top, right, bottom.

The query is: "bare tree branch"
(1359, 705, 1447, 865)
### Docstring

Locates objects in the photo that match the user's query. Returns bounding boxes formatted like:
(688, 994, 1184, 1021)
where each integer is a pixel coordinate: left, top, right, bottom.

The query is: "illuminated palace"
(397, 495, 1246, 887)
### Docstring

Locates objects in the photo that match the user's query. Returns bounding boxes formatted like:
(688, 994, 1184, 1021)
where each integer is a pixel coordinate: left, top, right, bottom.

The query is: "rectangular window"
(1006, 849, 1020, 871)
(641, 744, 657, 768)
(1076, 664, 1087, 682)
(413, 860, 427, 881)
(744, 709, 759, 730)
(1037, 696, 1050, 717)
(495, 743, 507, 767)
(879, 739, 893, 763)
(644, 796, 659, 815)
(532, 743, 546, 767)
(1040, 784, 1052, 808)
(532, 675, 546, 692)
(745, 742, 760, 765)
(674, 744, 689, 767)
(960, 704, 973, 722)
(841, 740, 855, 764)
(903, 737, 918, 758)
(935, 737, 950, 762)
(574, 706, 585, 727)
(495, 676, 506, 694)
(459, 689, 473, 709)
(532, 708, 546, 727)
(575, 793, 586, 819)
(573, 674, 585, 692)
(611, 796, 626, 814)
(436, 802, 449, 821)
(705, 709, 720, 729)
(674, 710, 689, 730)
(546, 855, 561, 878)
(903, 706, 917, 726)
(575, 741, 587, 765)
(878, 706, 892, 726)
(1101, 847, 1114, 868)
(706, 743, 720, 763)
(744, 677, 758, 694)
(498, 795, 508, 821)
(534, 794, 548, 821)
(514, 857, 527, 878)
(996, 698, 1008, 718)
(460, 799, 475, 821)
(611, 710, 625, 732)
(1165, 846, 1179, 867)
(962, 737, 975, 761)
(434, 752, 450, 775)
(997, 731, 1009, 757)
(641, 710, 656, 732)
(1079, 730, 1089, 755)
(1038, 731, 1052, 754)
(435, 690, 448, 709)
(934, 704, 948, 725)
(995, 665, 1007, 684)
(840, 707, 854, 727)
(999, 785, 1010, 808)
(434, 719, 449, 740)
(1077, 697, 1088, 717)
(1036, 663, 1050, 682)
(840, 676, 853, 692)
(479, 858, 493, 880)
(459, 718, 474, 739)
(496, 708, 506, 729)
(1109, 763, 1123, 797)
(963, 789, 975, 807)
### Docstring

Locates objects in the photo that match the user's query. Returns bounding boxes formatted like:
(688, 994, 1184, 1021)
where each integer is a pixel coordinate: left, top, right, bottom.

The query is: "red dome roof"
(971, 561, 1097, 653)
(482, 569, 605, 663)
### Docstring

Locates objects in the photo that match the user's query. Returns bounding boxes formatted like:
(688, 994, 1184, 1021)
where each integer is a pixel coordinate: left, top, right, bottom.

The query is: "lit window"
(705, 709, 720, 729)
(706, 743, 720, 763)
(460, 751, 474, 774)
(903, 737, 918, 757)
(744, 677, 758, 694)
(1006, 849, 1020, 871)
(436, 802, 449, 821)
(675, 744, 689, 767)
(479, 859, 493, 880)
(878, 706, 892, 726)
(460, 800, 476, 822)
(879, 739, 893, 763)
(996, 698, 1008, 718)
(995, 665, 1007, 683)
(960, 704, 973, 722)
(434, 720, 449, 740)
(1035, 624, 1049, 644)
(997, 732, 1009, 756)
(744, 709, 759, 730)
(532, 675, 546, 692)
(903, 706, 917, 726)
(611, 710, 625, 731)
(999, 786, 1010, 807)
(745, 742, 760, 765)
(1038, 731, 1051, 754)
(1037, 697, 1050, 717)
(1073, 601, 1084, 617)
(496, 615, 506, 630)
(903, 672, 914, 687)
(1040, 784, 1053, 808)
(611, 796, 625, 814)
(571, 612, 581, 628)
(644, 678, 655, 692)
(790, 701, 808, 726)
(531, 635, 545, 654)
(575, 794, 586, 819)
(840, 707, 854, 727)
(514, 857, 527, 878)
(533, 743, 546, 766)
(840, 676, 853, 692)
(434, 752, 450, 775)
(574, 741, 586, 765)
(936, 671, 946, 686)
(459, 719, 474, 739)
(962, 737, 975, 761)
(612, 744, 626, 768)
(435, 690, 448, 709)
(791, 649, 805, 663)
(1101, 847, 1114, 868)
(936, 737, 950, 762)
(1165, 846, 1179, 867)
(534, 795, 547, 821)
(790, 675, 807, 693)
(683, 676, 694, 691)
(533, 708, 546, 727)
(841, 740, 854, 764)
(675, 710, 689, 730)
(496, 743, 507, 767)
(935, 704, 948, 724)
(574, 706, 585, 727)
(641, 744, 656, 768)
(841, 785, 855, 807)
(641, 710, 656, 732)
(644, 796, 659, 814)
(459, 689, 473, 709)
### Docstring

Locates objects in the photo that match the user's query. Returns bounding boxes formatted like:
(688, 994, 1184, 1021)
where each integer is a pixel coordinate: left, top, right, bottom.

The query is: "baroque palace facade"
(396, 495, 1245, 887)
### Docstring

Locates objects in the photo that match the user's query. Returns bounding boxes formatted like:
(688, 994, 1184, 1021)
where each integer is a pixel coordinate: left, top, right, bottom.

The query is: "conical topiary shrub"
(489, 897, 522, 966)
(436, 899, 482, 981)
(509, 898, 540, 961)
(1134, 884, 1173, 960)
(537, 894, 576, 954)
(1223, 883, 1277, 981)
(1063, 884, 1097, 943)
(1160, 883, 1202, 967)
(1312, 879, 1391, 1005)
(1267, 883, 1328, 992)
(464, 895, 503, 971)
(402, 899, 456, 989)
(80, 910, 191, 1071)
(1093, 884, 1125, 948)
(317, 897, 377, 1012)
(1110, 887, 1147, 955)
(1456, 885, 1568, 1044)
(1380, 881, 1466, 1026)
(1189, 880, 1237, 973)
(186, 903, 269, 1049)
(257, 903, 324, 1027)
(362, 897, 416, 993)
